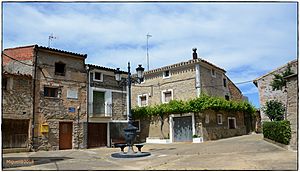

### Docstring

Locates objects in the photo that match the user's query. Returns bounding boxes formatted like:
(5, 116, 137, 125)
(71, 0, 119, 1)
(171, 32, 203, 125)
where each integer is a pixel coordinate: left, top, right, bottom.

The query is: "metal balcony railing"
(88, 102, 113, 117)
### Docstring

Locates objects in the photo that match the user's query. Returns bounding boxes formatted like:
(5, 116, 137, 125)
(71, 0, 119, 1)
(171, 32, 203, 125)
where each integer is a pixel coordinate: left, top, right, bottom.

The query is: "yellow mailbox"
(40, 123, 49, 133)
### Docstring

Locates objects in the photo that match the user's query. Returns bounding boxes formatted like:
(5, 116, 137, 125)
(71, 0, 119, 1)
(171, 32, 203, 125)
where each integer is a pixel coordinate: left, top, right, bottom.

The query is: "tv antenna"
(48, 33, 57, 48)
(146, 33, 152, 71)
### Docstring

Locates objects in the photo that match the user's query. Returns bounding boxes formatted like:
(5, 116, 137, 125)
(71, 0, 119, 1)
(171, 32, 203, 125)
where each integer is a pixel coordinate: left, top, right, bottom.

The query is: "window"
(225, 95, 230, 101)
(163, 70, 170, 78)
(93, 72, 103, 82)
(44, 87, 58, 97)
(217, 114, 222, 124)
(138, 94, 148, 107)
(223, 78, 227, 87)
(55, 62, 66, 76)
(162, 89, 173, 103)
(211, 69, 216, 77)
(228, 117, 236, 129)
(93, 91, 105, 115)
(133, 120, 140, 132)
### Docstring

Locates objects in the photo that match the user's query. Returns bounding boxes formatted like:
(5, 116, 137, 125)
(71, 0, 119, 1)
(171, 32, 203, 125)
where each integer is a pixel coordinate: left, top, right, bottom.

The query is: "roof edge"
(253, 59, 298, 82)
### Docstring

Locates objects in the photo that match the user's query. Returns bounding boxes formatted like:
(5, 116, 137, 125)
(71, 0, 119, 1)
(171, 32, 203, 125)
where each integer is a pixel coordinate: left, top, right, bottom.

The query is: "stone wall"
(200, 64, 230, 98)
(285, 74, 298, 150)
(138, 110, 246, 142)
(35, 50, 87, 150)
(132, 64, 197, 107)
(255, 60, 298, 122)
(2, 74, 33, 149)
(112, 92, 127, 120)
(3, 74, 33, 120)
(132, 61, 230, 107)
(227, 78, 243, 101)
(197, 110, 246, 140)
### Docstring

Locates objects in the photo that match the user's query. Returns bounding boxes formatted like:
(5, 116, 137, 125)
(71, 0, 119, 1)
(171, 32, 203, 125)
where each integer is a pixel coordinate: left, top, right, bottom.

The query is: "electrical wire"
(3, 53, 34, 67)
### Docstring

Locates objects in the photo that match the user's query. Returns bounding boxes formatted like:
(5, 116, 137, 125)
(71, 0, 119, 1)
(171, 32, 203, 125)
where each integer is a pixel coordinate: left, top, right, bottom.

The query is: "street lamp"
(112, 62, 150, 158)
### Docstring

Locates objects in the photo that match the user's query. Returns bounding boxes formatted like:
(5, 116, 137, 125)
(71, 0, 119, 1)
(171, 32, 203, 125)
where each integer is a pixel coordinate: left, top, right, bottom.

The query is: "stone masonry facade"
(87, 64, 128, 147)
(132, 49, 246, 143)
(137, 110, 246, 142)
(132, 52, 234, 107)
(253, 59, 298, 122)
(3, 45, 87, 151)
(35, 48, 87, 151)
(285, 74, 298, 150)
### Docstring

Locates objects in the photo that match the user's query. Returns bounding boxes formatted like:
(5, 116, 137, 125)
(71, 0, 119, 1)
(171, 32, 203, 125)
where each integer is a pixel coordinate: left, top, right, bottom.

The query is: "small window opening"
(55, 63, 66, 76)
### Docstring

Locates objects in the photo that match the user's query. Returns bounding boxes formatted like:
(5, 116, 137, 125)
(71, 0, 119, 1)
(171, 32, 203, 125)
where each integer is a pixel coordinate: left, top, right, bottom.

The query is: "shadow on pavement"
(149, 148, 176, 151)
(2, 157, 72, 168)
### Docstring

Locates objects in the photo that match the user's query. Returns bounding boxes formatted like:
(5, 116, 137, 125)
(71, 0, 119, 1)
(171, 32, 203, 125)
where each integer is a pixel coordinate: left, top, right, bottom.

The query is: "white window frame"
(217, 114, 223, 125)
(137, 94, 148, 107)
(93, 71, 103, 82)
(163, 70, 171, 79)
(211, 68, 216, 78)
(228, 117, 237, 129)
(161, 89, 173, 103)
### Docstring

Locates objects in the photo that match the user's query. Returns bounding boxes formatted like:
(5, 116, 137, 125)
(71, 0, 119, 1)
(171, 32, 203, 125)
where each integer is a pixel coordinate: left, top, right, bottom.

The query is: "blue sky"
(2, 2, 297, 108)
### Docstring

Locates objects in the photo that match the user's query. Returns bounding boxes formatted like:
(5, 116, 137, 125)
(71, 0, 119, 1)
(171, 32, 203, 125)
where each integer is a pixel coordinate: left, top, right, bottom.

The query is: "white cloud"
(3, 2, 297, 107)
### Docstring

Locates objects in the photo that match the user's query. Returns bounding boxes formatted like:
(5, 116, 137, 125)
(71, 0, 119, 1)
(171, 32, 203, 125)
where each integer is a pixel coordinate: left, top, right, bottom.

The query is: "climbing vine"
(132, 94, 256, 119)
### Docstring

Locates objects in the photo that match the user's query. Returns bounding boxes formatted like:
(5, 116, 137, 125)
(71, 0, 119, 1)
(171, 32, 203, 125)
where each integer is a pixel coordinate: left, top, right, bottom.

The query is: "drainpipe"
(31, 45, 38, 151)
(86, 65, 90, 148)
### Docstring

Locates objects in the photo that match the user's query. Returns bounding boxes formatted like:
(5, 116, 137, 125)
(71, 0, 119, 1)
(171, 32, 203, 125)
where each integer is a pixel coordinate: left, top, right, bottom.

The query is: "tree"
(262, 100, 285, 121)
(271, 64, 293, 91)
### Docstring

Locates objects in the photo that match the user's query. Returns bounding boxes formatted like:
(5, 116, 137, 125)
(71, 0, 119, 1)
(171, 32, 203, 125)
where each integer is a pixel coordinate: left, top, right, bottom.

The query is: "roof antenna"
(146, 33, 152, 71)
(48, 33, 57, 48)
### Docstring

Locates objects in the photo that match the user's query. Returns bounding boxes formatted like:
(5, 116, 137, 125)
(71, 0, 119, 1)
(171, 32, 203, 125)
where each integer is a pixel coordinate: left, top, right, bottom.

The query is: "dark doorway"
(59, 122, 73, 150)
(88, 123, 107, 148)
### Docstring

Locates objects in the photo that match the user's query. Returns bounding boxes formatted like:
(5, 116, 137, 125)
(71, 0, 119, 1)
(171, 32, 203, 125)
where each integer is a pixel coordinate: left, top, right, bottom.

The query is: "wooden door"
(88, 123, 107, 148)
(59, 122, 73, 150)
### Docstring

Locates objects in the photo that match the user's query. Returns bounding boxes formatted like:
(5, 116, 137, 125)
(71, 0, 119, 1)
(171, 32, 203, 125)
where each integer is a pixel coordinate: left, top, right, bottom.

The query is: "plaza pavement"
(2, 134, 298, 170)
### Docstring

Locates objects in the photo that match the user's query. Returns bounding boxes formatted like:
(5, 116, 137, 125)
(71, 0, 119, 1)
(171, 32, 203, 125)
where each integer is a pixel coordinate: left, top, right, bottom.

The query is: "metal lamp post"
(112, 62, 150, 158)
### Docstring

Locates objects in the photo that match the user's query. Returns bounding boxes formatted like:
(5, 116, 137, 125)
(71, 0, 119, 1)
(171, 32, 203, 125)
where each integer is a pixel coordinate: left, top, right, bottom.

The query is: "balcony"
(88, 102, 112, 117)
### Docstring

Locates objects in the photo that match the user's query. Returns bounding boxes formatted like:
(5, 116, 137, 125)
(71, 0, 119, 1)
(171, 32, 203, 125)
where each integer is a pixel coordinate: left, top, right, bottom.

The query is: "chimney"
(192, 48, 197, 59)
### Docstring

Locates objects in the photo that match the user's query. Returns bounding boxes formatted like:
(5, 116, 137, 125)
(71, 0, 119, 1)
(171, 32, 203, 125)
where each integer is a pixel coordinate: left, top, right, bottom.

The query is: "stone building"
(2, 72, 33, 151)
(253, 59, 298, 122)
(3, 45, 87, 151)
(284, 73, 298, 151)
(132, 48, 246, 143)
(86, 64, 128, 147)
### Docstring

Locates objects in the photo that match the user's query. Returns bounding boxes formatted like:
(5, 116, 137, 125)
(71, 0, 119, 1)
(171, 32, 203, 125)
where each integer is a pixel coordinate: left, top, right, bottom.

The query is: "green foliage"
(271, 64, 294, 91)
(263, 120, 291, 145)
(132, 94, 256, 119)
(262, 100, 285, 121)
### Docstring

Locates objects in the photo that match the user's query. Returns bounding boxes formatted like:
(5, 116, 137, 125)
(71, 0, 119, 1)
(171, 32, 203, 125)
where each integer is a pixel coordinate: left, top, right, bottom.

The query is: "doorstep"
(3, 148, 30, 154)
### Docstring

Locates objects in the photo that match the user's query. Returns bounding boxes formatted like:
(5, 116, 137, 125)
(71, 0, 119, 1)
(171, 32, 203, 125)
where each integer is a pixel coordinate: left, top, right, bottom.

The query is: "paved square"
(3, 134, 297, 170)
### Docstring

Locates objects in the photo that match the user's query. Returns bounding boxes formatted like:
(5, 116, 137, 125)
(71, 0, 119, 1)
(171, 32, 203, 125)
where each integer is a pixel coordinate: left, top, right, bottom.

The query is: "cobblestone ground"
(3, 134, 297, 170)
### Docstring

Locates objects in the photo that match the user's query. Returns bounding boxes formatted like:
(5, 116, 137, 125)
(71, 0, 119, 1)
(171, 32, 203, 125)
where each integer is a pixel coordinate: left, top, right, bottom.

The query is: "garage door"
(3, 119, 29, 148)
(88, 123, 107, 148)
(173, 116, 193, 142)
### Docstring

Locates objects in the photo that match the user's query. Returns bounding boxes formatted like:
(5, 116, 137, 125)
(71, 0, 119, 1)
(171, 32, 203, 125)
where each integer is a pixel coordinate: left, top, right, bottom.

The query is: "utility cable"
(2, 53, 34, 67)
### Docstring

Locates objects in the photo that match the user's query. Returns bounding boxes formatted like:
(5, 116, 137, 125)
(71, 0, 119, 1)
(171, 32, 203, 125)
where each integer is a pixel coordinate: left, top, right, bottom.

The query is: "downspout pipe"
(31, 45, 38, 151)
(86, 65, 90, 148)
